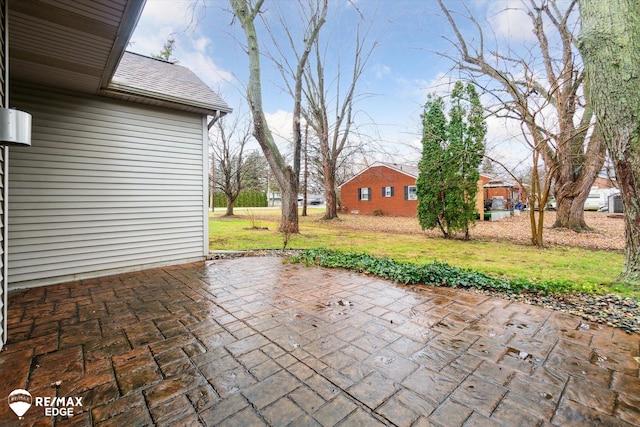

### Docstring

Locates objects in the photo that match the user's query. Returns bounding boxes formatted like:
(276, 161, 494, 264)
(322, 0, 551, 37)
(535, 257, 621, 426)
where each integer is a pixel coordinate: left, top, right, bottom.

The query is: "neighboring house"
(0, 0, 231, 348)
(339, 163, 420, 216)
(340, 162, 493, 218)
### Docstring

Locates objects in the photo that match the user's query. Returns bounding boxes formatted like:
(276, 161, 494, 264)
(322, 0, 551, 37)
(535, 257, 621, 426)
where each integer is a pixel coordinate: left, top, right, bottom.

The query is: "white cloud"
(400, 72, 459, 106)
(136, 0, 196, 27)
(180, 50, 235, 87)
(485, 115, 529, 161)
(264, 110, 293, 140)
(129, 0, 235, 89)
(263, 110, 295, 156)
(128, 0, 194, 55)
(373, 63, 391, 79)
(485, 0, 535, 42)
(421, 72, 458, 98)
(194, 37, 211, 53)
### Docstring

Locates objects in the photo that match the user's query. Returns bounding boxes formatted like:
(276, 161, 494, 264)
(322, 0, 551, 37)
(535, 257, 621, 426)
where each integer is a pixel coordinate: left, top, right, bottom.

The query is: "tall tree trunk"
(554, 197, 585, 230)
(528, 142, 554, 247)
(210, 153, 215, 212)
(225, 199, 234, 216)
(617, 160, 640, 284)
(579, 0, 640, 285)
(323, 160, 337, 220)
(553, 121, 607, 231)
(529, 155, 545, 247)
(280, 171, 299, 233)
(302, 124, 308, 217)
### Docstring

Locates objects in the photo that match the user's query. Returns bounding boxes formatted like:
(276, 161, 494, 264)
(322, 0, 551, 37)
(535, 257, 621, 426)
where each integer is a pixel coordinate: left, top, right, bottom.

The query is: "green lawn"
(209, 208, 632, 297)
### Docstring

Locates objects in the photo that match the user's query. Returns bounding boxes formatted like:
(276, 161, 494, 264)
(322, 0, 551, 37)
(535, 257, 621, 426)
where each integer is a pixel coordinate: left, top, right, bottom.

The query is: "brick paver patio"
(0, 257, 638, 426)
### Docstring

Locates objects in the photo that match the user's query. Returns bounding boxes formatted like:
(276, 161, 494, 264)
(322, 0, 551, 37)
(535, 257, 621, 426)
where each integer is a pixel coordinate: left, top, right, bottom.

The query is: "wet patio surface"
(1, 257, 639, 426)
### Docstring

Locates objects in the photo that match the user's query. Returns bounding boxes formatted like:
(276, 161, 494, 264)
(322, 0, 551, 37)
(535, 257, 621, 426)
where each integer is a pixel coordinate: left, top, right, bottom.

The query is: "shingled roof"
(339, 162, 420, 188)
(103, 51, 232, 116)
(378, 162, 419, 178)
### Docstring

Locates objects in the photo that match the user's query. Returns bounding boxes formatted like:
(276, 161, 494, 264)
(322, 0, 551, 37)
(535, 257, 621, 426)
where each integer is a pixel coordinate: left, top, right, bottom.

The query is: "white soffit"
(8, 0, 144, 94)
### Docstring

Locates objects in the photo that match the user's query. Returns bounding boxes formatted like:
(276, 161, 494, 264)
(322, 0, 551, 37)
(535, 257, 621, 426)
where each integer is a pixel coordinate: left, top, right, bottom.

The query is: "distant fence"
(213, 190, 268, 208)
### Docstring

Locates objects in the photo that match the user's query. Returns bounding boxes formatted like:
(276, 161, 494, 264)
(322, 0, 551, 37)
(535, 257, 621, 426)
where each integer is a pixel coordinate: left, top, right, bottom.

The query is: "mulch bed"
(329, 211, 624, 251)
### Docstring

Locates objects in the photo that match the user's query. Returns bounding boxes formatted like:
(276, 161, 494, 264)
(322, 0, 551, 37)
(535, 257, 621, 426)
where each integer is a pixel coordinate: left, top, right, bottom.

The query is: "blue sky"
(129, 0, 560, 170)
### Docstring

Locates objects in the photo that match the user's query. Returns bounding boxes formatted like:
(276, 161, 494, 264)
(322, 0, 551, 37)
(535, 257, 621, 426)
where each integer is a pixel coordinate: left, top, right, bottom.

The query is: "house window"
(382, 186, 394, 197)
(358, 187, 371, 201)
(404, 185, 417, 200)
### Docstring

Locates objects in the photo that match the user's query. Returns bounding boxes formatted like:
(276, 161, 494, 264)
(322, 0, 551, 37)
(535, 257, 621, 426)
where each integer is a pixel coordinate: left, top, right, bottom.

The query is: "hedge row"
(213, 190, 267, 208)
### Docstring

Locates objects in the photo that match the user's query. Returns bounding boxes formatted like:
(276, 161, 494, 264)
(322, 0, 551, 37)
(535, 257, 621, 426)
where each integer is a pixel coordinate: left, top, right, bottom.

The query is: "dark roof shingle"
(105, 51, 232, 115)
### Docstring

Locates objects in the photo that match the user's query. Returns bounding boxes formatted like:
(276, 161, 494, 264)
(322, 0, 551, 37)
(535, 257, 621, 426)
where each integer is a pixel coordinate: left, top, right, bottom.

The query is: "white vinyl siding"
(0, 148, 5, 346)
(1, 0, 7, 347)
(8, 85, 208, 288)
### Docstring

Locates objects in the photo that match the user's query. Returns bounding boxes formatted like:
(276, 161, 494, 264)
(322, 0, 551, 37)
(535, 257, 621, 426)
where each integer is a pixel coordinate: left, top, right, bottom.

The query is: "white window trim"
(407, 185, 418, 200)
(360, 187, 370, 201)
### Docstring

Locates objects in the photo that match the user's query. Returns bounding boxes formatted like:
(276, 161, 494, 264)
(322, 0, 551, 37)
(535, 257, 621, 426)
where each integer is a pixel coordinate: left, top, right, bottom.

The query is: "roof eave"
(101, 84, 233, 116)
(99, 0, 148, 90)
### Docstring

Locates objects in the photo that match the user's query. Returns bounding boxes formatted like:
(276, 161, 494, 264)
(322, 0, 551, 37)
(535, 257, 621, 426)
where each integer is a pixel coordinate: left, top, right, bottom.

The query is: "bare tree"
(524, 121, 556, 247)
(437, 0, 606, 238)
(230, 0, 327, 233)
(301, 14, 380, 220)
(579, 0, 640, 285)
(484, 150, 552, 247)
(302, 122, 310, 217)
(301, 113, 390, 213)
(209, 115, 253, 216)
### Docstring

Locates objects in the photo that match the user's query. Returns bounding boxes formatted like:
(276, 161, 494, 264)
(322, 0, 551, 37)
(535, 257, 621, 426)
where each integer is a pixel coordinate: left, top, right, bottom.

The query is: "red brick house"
(339, 163, 421, 216)
(339, 162, 492, 217)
